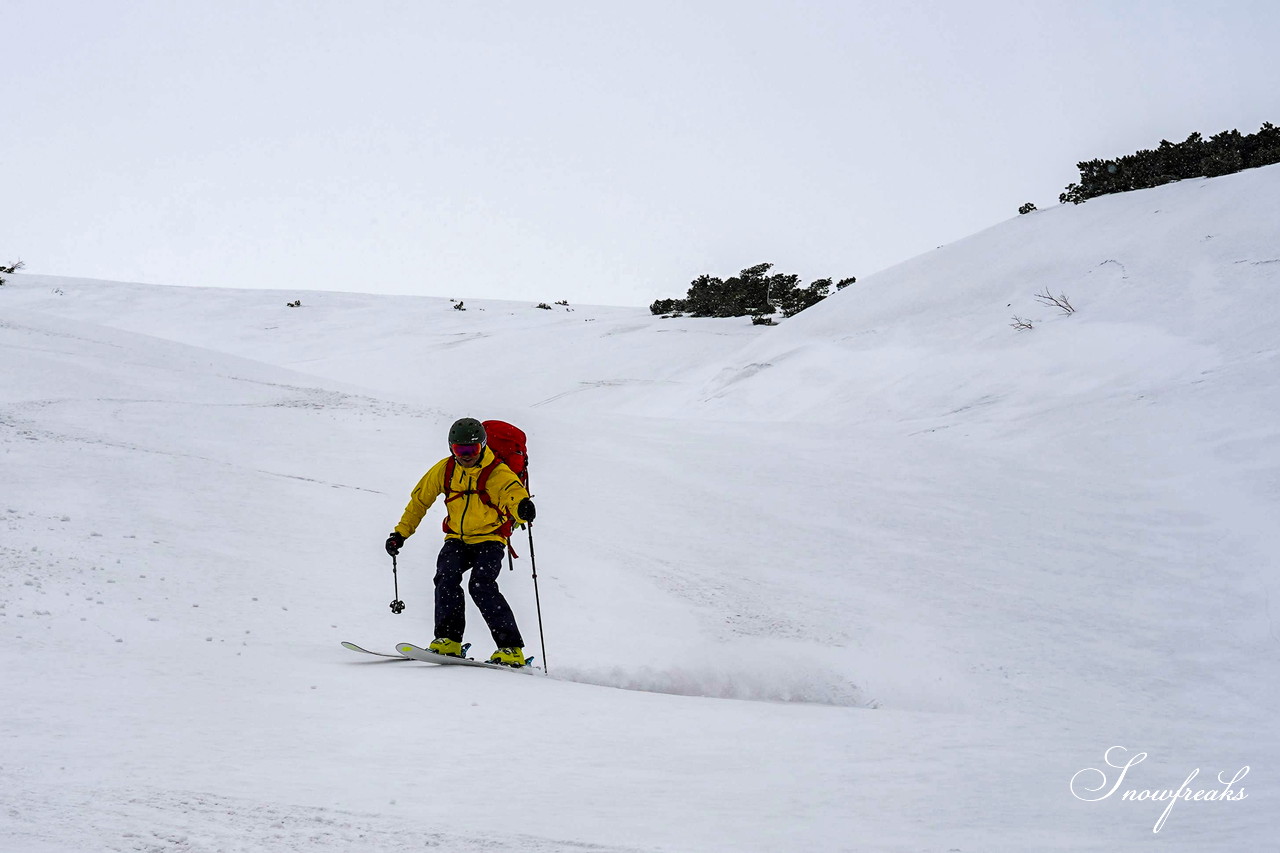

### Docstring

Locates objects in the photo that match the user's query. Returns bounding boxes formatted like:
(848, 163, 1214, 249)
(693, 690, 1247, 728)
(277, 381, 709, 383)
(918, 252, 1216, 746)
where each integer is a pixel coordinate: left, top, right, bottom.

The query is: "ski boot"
(488, 647, 527, 667)
(428, 637, 464, 658)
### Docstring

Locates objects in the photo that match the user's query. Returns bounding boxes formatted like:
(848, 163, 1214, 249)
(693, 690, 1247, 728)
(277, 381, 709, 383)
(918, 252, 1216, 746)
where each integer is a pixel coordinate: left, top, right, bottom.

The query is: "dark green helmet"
(447, 417, 486, 445)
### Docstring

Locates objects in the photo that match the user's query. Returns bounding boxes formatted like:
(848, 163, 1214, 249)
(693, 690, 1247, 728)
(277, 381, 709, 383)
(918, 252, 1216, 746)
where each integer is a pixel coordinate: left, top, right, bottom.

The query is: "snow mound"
(688, 162, 1280, 427)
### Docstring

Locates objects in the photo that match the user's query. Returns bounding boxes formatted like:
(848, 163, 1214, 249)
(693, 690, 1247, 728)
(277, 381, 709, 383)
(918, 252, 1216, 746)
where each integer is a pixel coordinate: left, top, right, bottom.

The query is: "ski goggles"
(450, 442, 484, 459)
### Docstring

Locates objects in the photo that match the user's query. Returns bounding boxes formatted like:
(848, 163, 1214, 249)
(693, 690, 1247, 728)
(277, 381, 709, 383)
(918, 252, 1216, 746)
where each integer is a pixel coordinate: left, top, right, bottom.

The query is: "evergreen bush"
(0, 259, 24, 286)
(1059, 123, 1278, 204)
(649, 263, 854, 319)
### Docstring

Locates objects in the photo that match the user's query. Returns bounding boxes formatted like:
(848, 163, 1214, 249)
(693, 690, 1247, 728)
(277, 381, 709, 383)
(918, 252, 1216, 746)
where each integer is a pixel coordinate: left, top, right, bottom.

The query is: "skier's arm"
(394, 459, 447, 539)
(490, 467, 532, 521)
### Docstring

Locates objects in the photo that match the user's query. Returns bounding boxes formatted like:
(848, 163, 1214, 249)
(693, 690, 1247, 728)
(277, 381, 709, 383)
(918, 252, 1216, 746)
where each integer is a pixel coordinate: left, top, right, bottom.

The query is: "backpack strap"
(443, 457, 457, 499)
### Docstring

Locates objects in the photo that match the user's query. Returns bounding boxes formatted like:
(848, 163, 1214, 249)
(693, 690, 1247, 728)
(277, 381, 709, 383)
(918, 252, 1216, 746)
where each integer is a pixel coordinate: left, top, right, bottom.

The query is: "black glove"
(385, 531, 405, 556)
(517, 497, 536, 523)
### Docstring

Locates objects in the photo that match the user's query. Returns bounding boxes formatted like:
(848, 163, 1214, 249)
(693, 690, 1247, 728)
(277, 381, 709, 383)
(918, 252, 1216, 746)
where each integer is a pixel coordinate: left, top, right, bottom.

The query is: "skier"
(384, 418, 537, 667)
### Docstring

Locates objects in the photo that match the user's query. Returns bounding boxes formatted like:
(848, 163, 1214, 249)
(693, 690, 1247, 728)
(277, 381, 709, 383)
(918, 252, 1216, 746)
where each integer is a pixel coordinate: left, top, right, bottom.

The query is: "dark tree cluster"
(650, 262, 855, 320)
(1059, 123, 1280, 204)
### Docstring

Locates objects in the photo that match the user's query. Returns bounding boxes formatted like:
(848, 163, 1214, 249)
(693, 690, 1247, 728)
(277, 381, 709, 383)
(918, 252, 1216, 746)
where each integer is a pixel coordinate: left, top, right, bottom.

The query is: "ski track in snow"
(550, 661, 870, 708)
(1, 784, 652, 853)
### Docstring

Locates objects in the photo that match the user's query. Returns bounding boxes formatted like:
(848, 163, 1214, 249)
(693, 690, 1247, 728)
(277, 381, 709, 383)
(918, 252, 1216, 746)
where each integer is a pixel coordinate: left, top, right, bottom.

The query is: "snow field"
(4, 164, 1280, 850)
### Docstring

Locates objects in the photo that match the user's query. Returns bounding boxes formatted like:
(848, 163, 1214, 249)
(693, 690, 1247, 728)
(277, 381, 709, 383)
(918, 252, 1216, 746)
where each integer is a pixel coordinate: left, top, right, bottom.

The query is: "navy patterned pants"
(434, 538, 524, 648)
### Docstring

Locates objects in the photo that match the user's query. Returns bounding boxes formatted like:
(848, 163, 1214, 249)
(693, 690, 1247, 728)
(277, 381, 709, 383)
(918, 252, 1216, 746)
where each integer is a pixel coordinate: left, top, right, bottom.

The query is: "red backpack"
(481, 420, 528, 488)
(441, 420, 529, 551)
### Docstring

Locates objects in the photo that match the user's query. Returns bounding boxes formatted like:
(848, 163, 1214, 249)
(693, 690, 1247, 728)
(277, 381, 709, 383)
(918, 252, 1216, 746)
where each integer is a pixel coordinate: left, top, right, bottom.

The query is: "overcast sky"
(4, 1, 1278, 306)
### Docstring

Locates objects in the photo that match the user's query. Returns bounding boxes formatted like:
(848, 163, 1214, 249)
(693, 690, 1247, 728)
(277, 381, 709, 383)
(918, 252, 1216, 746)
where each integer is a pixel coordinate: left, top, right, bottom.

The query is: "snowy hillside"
(4, 166, 1279, 851)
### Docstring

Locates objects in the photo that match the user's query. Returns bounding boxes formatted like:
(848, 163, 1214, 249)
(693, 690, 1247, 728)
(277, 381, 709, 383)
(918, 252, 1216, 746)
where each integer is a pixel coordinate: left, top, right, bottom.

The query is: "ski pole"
(527, 522, 547, 673)
(389, 554, 405, 614)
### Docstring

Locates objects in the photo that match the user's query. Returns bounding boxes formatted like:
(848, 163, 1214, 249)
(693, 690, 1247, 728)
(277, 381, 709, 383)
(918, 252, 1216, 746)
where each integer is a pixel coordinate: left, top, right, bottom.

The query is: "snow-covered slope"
(692, 163, 1280, 427)
(0, 280, 761, 415)
(4, 166, 1278, 851)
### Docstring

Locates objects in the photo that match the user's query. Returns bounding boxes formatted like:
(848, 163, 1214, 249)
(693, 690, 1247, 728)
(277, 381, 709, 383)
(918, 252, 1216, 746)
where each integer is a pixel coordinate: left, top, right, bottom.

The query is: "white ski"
(341, 641, 410, 659)
(396, 642, 539, 673)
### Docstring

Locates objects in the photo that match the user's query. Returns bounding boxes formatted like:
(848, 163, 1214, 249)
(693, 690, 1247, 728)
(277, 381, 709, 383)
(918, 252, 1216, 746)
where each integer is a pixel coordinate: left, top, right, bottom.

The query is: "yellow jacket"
(394, 448, 531, 545)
